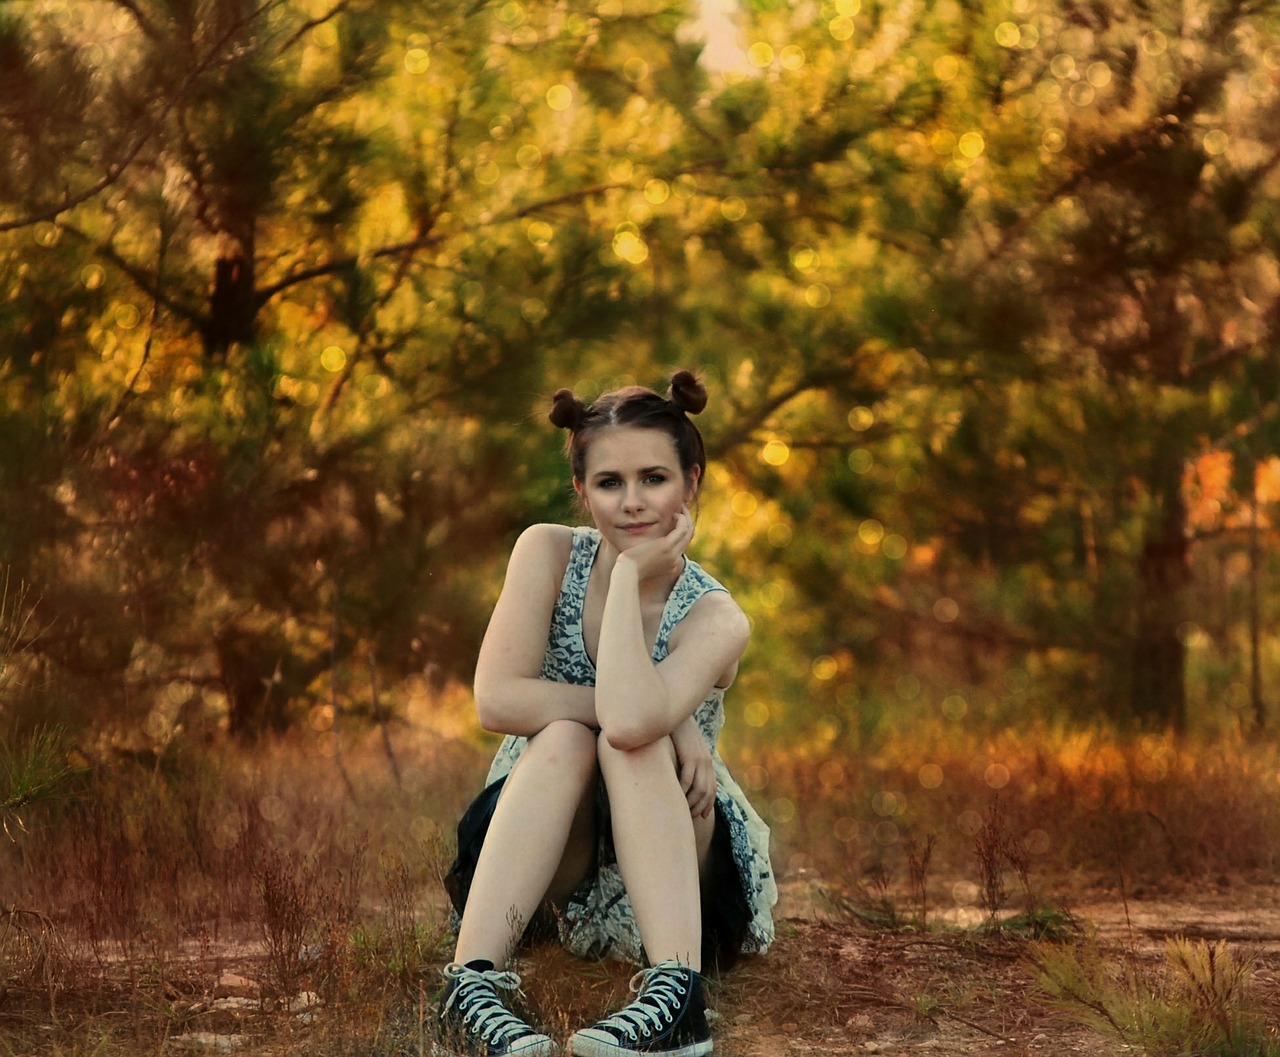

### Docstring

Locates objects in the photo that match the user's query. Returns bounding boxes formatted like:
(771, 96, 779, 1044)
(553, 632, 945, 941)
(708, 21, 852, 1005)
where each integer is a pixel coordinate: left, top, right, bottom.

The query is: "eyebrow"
(591, 464, 673, 480)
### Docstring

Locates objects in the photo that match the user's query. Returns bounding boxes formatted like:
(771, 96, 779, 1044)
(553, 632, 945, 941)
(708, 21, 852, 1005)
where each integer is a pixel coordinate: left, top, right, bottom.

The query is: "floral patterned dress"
(476, 526, 777, 965)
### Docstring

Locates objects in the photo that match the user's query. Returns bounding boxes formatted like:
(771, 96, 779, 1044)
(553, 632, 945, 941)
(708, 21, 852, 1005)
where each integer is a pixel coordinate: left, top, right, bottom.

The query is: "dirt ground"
(658, 876, 1280, 1057)
(10, 875, 1280, 1055)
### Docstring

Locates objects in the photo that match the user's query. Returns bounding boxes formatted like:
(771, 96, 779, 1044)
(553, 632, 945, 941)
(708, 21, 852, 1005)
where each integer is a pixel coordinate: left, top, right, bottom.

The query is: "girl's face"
(575, 426, 699, 551)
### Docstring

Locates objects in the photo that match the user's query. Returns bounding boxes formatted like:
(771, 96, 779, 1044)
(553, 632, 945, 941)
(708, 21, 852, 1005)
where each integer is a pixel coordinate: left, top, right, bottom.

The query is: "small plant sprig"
(906, 835, 936, 930)
(1031, 935, 1280, 1056)
(0, 726, 78, 840)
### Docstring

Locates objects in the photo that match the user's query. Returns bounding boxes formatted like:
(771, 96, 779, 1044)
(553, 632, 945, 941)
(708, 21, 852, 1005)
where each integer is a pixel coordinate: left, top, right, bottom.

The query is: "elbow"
(601, 720, 665, 752)
(472, 678, 507, 733)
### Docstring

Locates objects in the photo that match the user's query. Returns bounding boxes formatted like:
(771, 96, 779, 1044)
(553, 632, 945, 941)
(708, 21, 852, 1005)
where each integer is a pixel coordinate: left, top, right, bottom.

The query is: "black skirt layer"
(444, 775, 752, 972)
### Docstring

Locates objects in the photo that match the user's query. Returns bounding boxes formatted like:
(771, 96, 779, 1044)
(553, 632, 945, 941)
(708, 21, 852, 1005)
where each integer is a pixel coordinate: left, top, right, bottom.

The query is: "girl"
(439, 371, 776, 1057)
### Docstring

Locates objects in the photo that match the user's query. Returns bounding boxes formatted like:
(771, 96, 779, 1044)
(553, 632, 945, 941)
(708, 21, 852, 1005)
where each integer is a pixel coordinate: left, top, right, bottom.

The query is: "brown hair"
(549, 370, 708, 487)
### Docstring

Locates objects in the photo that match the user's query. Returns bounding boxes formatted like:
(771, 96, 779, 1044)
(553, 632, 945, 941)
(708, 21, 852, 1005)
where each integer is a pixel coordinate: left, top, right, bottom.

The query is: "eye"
(645, 473, 668, 485)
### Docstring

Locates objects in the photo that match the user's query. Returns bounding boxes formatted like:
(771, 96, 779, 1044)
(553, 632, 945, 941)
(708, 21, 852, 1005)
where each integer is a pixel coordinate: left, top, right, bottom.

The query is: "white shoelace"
(443, 963, 544, 1045)
(590, 963, 689, 1042)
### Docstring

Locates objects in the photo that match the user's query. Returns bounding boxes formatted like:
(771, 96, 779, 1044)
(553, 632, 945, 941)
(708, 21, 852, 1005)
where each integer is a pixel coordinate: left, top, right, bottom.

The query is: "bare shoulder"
(673, 588, 750, 649)
(511, 522, 574, 558)
(502, 523, 574, 591)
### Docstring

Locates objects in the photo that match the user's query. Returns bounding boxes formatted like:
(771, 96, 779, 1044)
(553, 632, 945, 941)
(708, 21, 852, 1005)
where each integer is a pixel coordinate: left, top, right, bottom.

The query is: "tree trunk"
(1131, 462, 1190, 730)
(204, 229, 257, 356)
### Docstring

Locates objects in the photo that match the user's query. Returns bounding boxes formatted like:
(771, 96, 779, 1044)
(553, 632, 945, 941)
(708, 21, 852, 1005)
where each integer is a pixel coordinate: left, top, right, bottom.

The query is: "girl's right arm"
(472, 523, 598, 736)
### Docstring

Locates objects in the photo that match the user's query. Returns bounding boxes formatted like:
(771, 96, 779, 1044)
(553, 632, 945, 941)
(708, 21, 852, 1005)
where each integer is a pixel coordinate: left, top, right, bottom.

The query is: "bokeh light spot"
(761, 439, 790, 466)
(995, 22, 1021, 47)
(526, 220, 553, 246)
(958, 131, 985, 158)
(791, 244, 818, 272)
(612, 229, 649, 264)
(359, 373, 389, 399)
(1203, 129, 1229, 155)
(941, 694, 968, 720)
(918, 763, 944, 789)
(730, 490, 758, 517)
(872, 791, 905, 817)
(858, 519, 884, 546)
(744, 701, 770, 727)
(259, 795, 287, 823)
(748, 42, 774, 67)
(644, 178, 670, 204)
(933, 597, 959, 622)
(828, 16, 855, 41)
(819, 760, 846, 787)
(624, 57, 648, 82)
(546, 84, 573, 111)
(874, 821, 900, 845)
(984, 763, 1010, 789)
(517, 144, 543, 169)
(403, 48, 430, 74)
(930, 129, 957, 155)
(848, 405, 875, 431)
(896, 674, 921, 700)
(812, 655, 839, 681)
(933, 55, 960, 81)
(834, 817, 859, 843)
(847, 448, 873, 473)
(1042, 127, 1066, 152)
(767, 520, 792, 547)
(721, 196, 747, 221)
(320, 345, 347, 372)
(780, 45, 805, 70)
(882, 534, 908, 560)
(1069, 82, 1095, 106)
(805, 283, 831, 307)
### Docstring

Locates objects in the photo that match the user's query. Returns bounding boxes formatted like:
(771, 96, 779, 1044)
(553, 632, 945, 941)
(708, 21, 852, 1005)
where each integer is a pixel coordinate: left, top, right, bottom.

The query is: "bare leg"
(453, 720, 599, 968)
(598, 737, 716, 971)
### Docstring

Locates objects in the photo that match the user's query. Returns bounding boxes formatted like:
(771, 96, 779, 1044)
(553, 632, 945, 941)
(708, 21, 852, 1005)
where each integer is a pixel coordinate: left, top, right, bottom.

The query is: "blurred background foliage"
(0, 0, 1278, 756)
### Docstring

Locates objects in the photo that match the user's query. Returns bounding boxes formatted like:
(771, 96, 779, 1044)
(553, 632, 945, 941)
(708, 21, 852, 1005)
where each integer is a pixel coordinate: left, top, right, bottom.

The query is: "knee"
(526, 720, 600, 781)
(597, 734, 676, 778)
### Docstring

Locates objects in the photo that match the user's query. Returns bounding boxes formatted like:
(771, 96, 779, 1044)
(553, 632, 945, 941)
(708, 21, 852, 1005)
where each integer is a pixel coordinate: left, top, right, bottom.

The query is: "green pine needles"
(1032, 935, 1280, 1056)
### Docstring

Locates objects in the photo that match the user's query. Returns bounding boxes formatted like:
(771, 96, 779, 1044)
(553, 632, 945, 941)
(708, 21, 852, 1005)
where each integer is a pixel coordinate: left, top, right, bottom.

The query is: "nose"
(622, 483, 644, 511)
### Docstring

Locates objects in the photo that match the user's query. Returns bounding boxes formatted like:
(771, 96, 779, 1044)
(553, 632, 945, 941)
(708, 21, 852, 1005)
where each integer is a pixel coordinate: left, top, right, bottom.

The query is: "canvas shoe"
(437, 960, 560, 1056)
(567, 960, 712, 1057)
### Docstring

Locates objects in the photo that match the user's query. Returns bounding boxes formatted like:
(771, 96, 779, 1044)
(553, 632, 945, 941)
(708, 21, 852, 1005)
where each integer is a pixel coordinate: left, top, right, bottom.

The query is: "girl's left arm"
(595, 559, 749, 750)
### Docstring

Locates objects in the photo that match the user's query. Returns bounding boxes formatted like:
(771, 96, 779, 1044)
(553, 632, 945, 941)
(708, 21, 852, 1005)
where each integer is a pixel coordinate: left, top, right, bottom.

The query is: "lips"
(620, 522, 656, 533)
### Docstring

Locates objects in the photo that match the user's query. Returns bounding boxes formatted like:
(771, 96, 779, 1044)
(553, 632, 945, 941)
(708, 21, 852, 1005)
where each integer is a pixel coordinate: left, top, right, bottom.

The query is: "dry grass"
(3, 714, 1280, 1054)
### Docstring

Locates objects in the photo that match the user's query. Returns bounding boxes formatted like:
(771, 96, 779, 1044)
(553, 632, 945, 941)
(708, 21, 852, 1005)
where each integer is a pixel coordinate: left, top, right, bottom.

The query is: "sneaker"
(567, 960, 712, 1057)
(437, 960, 560, 1056)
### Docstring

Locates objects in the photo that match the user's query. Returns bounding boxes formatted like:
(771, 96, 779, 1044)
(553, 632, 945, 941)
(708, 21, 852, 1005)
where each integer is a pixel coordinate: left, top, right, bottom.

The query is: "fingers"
(680, 757, 697, 795)
(685, 762, 716, 818)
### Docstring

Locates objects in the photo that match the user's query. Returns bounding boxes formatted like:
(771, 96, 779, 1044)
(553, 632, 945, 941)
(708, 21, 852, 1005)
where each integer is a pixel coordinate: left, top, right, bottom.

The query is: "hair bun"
(549, 388, 587, 430)
(667, 370, 707, 415)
